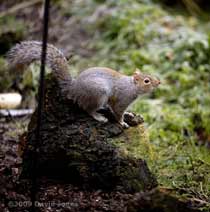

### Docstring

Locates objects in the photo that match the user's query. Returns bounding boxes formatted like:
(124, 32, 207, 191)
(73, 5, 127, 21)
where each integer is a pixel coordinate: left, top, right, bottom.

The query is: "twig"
(191, 197, 210, 206)
(182, 0, 202, 15)
(0, 0, 43, 19)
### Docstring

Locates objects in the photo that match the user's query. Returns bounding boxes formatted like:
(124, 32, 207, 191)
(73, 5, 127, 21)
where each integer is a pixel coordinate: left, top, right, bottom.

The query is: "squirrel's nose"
(156, 79, 161, 85)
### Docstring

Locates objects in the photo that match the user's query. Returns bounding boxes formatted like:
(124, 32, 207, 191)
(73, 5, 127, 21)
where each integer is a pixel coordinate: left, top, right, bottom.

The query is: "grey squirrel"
(7, 41, 160, 128)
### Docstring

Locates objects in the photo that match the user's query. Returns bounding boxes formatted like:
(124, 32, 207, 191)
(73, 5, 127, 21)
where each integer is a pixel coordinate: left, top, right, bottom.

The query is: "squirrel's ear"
(133, 69, 141, 83)
(134, 68, 142, 75)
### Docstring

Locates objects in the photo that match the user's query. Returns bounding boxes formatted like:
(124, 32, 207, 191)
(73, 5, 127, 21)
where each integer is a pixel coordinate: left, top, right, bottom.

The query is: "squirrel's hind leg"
(74, 80, 110, 123)
(88, 94, 108, 123)
(83, 93, 109, 123)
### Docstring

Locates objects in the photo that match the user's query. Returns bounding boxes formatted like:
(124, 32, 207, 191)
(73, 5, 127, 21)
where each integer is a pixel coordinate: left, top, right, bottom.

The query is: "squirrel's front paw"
(120, 121, 129, 129)
(124, 111, 135, 118)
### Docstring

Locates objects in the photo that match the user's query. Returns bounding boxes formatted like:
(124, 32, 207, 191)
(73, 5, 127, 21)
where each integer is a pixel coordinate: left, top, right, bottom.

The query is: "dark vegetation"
(0, 0, 210, 211)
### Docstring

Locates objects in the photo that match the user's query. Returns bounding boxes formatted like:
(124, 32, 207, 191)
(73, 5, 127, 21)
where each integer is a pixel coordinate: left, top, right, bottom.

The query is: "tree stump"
(21, 75, 157, 192)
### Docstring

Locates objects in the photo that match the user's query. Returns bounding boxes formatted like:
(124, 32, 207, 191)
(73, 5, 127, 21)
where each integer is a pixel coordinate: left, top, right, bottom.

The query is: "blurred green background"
(0, 0, 210, 210)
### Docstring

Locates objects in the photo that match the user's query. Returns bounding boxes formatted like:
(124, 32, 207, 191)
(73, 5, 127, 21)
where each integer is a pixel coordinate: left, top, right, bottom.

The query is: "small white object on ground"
(0, 93, 22, 109)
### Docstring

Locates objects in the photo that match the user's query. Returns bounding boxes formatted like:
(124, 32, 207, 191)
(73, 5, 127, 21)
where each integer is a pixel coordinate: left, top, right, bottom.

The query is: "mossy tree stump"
(21, 75, 157, 192)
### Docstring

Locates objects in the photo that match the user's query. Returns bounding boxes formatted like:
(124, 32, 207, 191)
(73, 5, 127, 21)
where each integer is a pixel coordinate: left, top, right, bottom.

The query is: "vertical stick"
(30, 0, 50, 211)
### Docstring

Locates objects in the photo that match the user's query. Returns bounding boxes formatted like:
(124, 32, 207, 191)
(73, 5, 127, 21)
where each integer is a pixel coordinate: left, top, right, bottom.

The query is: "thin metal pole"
(30, 0, 50, 211)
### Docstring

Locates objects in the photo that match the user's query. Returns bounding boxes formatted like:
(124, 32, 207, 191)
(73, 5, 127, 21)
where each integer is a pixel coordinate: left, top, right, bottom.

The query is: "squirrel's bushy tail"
(7, 41, 72, 86)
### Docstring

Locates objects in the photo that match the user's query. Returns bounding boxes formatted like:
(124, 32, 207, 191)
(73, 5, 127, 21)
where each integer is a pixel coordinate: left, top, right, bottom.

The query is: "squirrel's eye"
(144, 78, 150, 84)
